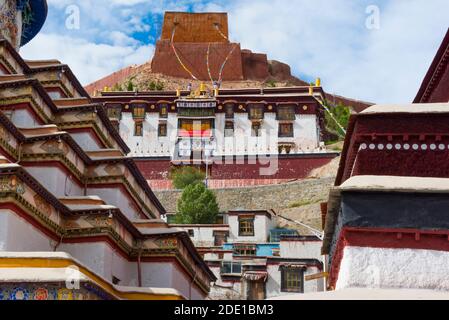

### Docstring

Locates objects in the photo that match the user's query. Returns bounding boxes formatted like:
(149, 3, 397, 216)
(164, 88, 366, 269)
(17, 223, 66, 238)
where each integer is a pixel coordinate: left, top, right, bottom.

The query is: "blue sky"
(21, 0, 449, 104)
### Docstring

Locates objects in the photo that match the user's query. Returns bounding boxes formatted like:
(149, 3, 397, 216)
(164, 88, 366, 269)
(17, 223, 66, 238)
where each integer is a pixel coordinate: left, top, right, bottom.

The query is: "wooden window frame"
(132, 106, 146, 119)
(134, 121, 143, 136)
(224, 121, 234, 137)
(107, 106, 122, 120)
(238, 217, 255, 237)
(248, 105, 265, 120)
(277, 105, 296, 121)
(233, 244, 257, 256)
(213, 231, 229, 246)
(225, 104, 235, 119)
(158, 123, 167, 137)
(221, 261, 242, 275)
(279, 123, 294, 138)
(159, 104, 168, 118)
(280, 268, 304, 293)
(251, 122, 262, 137)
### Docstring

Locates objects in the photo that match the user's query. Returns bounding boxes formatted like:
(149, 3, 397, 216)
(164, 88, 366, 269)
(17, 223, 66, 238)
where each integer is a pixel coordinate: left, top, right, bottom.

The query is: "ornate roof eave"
(68, 208, 142, 239)
(28, 64, 90, 98)
(0, 111, 26, 142)
(48, 102, 129, 154)
(0, 78, 58, 113)
(0, 165, 153, 241)
(0, 39, 32, 73)
(90, 157, 165, 216)
(414, 28, 449, 103)
(23, 131, 93, 164)
(0, 165, 71, 215)
(143, 231, 217, 282)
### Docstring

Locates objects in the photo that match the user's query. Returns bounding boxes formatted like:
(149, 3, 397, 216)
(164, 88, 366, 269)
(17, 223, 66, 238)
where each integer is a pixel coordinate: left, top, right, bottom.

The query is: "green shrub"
(171, 167, 206, 190)
(175, 182, 219, 224)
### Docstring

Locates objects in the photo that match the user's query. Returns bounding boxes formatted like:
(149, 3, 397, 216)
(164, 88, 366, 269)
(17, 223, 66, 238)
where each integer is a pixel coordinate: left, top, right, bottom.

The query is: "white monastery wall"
(60, 242, 138, 287)
(336, 246, 449, 291)
(182, 226, 229, 247)
(280, 240, 322, 260)
(265, 264, 323, 299)
(26, 166, 83, 197)
(86, 187, 141, 220)
(121, 112, 175, 157)
(118, 111, 320, 157)
(228, 215, 272, 243)
(0, 210, 53, 251)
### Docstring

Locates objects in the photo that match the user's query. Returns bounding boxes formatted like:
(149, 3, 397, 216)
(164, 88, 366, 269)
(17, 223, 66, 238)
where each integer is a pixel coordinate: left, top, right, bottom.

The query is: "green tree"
(325, 103, 351, 139)
(148, 81, 156, 91)
(171, 166, 205, 189)
(148, 80, 165, 91)
(126, 81, 134, 91)
(176, 182, 219, 224)
(265, 79, 276, 88)
(112, 83, 123, 91)
(155, 81, 164, 91)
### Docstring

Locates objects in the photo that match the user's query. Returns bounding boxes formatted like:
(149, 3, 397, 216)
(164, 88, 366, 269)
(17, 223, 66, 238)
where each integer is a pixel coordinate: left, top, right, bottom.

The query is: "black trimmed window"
(281, 267, 304, 293)
(134, 121, 143, 136)
(224, 121, 234, 137)
(221, 261, 242, 274)
(158, 123, 167, 137)
(277, 105, 296, 121)
(251, 122, 261, 137)
(225, 104, 234, 119)
(279, 123, 294, 137)
(233, 243, 256, 256)
(107, 106, 122, 120)
(214, 231, 229, 246)
(132, 105, 146, 119)
(249, 105, 264, 120)
(239, 216, 255, 236)
(159, 104, 168, 118)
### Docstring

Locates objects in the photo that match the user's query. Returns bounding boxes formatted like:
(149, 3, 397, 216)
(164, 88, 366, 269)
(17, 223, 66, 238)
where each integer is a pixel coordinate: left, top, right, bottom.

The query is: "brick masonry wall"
(151, 40, 244, 81)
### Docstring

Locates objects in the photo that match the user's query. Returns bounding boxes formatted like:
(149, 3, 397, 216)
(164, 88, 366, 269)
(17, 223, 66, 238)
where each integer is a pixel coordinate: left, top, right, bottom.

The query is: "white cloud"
(197, 0, 449, 103)
(21, 33, 154, 85)
(109, 31, 140, 47)
(23, 0, 449, 103)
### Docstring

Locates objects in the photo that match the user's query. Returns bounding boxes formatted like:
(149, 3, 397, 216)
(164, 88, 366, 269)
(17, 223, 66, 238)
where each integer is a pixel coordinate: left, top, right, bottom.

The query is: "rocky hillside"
(85, 59, 373, 113)
(85, 59, 308, 94)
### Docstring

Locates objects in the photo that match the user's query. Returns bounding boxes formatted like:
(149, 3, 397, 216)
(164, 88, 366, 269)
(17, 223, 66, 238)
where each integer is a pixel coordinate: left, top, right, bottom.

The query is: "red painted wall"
(428, 65, 449, 103)
(210, 156, 335, 180)
(135, 158, 172, 180)
(340, 114, 449, 183)
(136, 154, 337, 184)
(151, 40, 244, 81)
